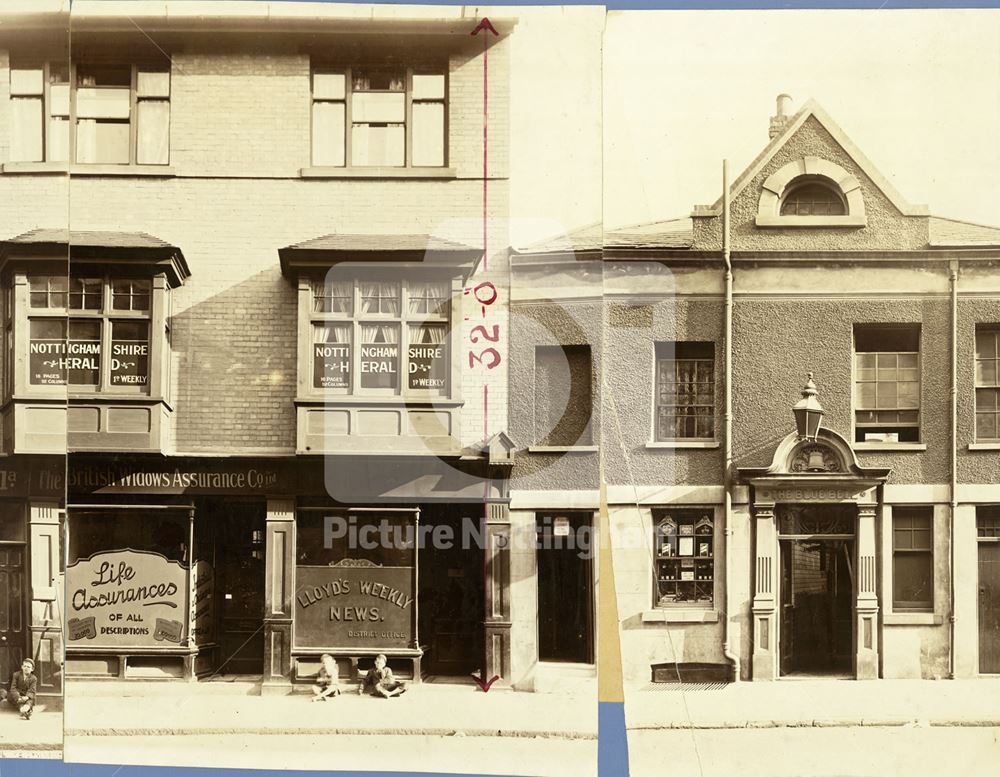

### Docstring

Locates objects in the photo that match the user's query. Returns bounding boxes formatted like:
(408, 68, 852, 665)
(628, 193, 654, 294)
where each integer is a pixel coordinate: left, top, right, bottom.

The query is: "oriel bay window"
(28, 276, 152, 392)
(310, 276, 450, 397)
(9, 61, 170, 166)
(311, 66, 446, 168)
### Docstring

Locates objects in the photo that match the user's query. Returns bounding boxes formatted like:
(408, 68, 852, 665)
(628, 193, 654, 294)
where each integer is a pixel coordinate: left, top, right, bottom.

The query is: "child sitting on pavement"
(311, 654, 341, 701)
(7, 658, 37, 720)
(358, 653, 407, 698)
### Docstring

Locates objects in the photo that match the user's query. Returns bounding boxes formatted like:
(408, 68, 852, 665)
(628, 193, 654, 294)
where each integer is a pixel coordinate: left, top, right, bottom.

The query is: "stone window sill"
(300, 166, 457, 180)
(853, 442, 927, 452)
(883, 612, 942, 626)
(527, 445, 598, 454)
(70, 164, 175, 177)
(295, 397, 463, 407)
(968, 443, 1000, 451)
(755, 214, 867, 228)
(642, 609, 719, 624)
(1, 162, 68, 175)
(646, 441, 720, 449)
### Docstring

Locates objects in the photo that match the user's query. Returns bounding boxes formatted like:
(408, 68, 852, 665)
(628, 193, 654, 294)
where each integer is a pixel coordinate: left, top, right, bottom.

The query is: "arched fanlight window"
(779, 178, 847, 216)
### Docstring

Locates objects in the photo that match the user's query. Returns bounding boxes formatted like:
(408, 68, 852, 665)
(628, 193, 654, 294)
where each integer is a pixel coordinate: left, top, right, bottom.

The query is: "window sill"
(642, 609, 719, 624)
(69, 164, 176, 177)
(883, 612, 941, 626)
(300, 166, 457, 180)
(968, 443, 1000, 451)
(2, 162, 68, 175)
(755, 214, 867, 228)
(852, 442, 927, 452)
(527, 445, 598, 454)
(646, 441, 719, 449)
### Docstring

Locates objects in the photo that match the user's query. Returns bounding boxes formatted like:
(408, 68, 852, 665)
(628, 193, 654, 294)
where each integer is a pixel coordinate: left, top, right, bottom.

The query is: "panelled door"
(979, 542, 1000, 673)
(0, 546, 26, 684)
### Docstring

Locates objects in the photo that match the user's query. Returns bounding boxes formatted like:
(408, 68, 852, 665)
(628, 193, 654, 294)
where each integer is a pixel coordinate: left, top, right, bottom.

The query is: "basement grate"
(642, 682, 729, 692)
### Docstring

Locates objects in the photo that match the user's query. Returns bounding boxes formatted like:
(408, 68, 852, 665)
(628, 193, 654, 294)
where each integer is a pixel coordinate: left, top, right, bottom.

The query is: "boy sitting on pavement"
(311, 653, 341, 701)
(7, 658, 37, 720)
(358, 653, 407, 698)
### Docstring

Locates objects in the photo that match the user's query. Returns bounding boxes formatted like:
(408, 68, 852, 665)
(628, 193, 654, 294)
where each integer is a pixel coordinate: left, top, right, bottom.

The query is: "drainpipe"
(722, 159, 741, 682)
(949, 260, 958, 679)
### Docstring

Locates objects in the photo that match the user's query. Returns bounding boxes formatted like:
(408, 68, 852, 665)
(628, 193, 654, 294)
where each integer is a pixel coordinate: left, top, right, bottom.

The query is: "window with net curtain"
(310, 276, 450, 396)
(655, 341, 715, 441)
(311, 66, 446, 168)
(9, 61, 170, 166)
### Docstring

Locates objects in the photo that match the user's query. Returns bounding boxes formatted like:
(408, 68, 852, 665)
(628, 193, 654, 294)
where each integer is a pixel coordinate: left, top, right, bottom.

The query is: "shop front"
(66, 451, 513, 691)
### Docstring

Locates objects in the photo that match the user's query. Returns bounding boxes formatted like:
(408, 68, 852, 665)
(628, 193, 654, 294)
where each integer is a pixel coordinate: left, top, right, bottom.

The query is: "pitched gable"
(691, 100, 931, 252)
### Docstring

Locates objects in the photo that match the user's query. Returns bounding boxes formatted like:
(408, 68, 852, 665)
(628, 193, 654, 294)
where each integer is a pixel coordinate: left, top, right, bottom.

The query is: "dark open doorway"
(537, 512, 594, 664)
(780, 537, 854, 676)
(417, 508, 484, 677)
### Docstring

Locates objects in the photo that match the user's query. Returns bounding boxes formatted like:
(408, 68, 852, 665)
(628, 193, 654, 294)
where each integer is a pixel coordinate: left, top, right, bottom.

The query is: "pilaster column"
(29, 502, 61, 698)
(262, 498, 295, 695)
(483, 500, 512, 688)
(751, 501, 778, 681)
(855, 500, 879, 679)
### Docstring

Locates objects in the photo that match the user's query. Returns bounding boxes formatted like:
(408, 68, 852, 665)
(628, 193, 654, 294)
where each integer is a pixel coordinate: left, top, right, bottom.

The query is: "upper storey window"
(9, 61, 170, 166)
(756, 157, 866, 227)
(779, 180, 846, 216)
(311, 66, 446, 168)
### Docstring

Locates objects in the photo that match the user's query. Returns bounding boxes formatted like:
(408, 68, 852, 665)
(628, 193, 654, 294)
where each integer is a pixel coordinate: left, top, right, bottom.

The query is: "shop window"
(654, 509, 714, 607)
(534, 344, 593, 447)
(892, 507, 933, 611)
(311, 66, 446, 168)
(654, 341, 715, 441)
(28, 275, 151, 392)
(853, 325, 920, 443)
(779, 179, 847, 216)
(975, 327, 1000, 442)
(69, 510, 189, 565)
(295, 509, 413, 568)
(10, 61, 170, 165)
(310, 275, 450, 397)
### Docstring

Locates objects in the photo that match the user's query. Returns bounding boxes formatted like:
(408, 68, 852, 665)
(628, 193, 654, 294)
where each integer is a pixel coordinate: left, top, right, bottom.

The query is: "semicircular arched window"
(779, 178, 847, 216)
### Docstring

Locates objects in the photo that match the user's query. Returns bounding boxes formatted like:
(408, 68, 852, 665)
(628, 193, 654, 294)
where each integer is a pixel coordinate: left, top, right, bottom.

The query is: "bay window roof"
(1, 228, 189, 286)
(278, 232, 482, 275)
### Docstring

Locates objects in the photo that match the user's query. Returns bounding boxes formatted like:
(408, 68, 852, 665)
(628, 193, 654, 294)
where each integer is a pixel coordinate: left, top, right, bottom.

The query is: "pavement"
(0, 703, 62, 756)
(624, 678, 1000, 730)
(64, 681, 598, 740)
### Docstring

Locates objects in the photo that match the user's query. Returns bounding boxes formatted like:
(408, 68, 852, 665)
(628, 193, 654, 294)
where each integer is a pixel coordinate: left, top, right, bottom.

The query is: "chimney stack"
(769, 93, 793, 139)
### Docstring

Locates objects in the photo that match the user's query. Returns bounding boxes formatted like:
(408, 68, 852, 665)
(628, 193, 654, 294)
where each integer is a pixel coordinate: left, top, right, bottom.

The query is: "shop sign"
(314, 343, 350, 389)
(360, 344, 398, 377)
(295, 565, 413, 650)
(29, 337, 100, 385)
(759, 487, 857, 502)
(69, 462, 284, 495)
(408, 343, 447, 390)
(67, 549, 188, 648)
(110, 340, 149, 386)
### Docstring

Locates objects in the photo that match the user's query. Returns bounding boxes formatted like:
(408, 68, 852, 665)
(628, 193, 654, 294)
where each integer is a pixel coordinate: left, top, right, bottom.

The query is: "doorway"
(0, 546, 26, 683)
(200, 500, 266, 676)
(418, 509, 484, 677)
(979, 540, 1000, 673)
(537, 512, 594, 664)
(780, 537, 854, 676)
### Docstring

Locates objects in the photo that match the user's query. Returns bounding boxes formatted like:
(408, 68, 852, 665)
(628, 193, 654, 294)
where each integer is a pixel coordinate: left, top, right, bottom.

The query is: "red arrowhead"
(472, 672, 501, 692)
(470, 17, 498, 37)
